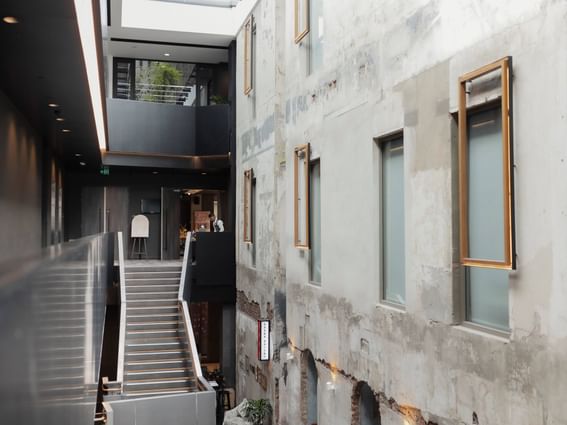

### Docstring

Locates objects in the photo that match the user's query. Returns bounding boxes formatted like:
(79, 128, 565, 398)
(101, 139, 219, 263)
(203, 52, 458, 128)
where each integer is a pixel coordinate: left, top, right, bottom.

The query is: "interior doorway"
(161, 188, 227, 260)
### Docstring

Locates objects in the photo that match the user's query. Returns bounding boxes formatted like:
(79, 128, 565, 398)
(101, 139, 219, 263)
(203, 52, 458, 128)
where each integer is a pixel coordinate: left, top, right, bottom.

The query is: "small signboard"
(257, 319, 271, 362)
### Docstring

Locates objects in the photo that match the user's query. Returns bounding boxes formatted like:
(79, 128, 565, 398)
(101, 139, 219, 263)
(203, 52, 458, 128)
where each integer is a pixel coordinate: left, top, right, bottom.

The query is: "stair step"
(126, 277, 180, 284)
(127, 328, 183, 337)
(124, 388, 193, 397)
(126, 349, 189, 361)
(126, 368, 190, 380)
(127, 292, 178, 300)
(126, 284, 180, 293)
(127, 336, 184, 346)
(127, 306, 179, 315)
(124, 377, 195, 392)
(125, 271, 181, 279)
(127, 321, 179, 331)
(126, 358, 191, 371)
(127, 313, 179, 320)
(126, 341, 184, 351)
(124, 266, 181, 273)
(127, 299, 178, 307)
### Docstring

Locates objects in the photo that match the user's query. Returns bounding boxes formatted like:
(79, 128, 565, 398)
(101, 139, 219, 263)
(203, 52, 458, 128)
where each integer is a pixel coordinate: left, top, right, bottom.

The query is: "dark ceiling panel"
(0, 0, 103, 169)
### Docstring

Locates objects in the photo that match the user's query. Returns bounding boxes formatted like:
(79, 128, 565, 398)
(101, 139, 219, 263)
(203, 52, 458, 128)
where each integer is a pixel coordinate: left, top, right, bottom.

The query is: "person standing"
(209, 213, 224, 232)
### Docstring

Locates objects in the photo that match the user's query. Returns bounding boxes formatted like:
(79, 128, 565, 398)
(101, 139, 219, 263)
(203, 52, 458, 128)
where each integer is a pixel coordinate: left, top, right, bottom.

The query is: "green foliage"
(210, 95, 229, 105)
(244, 399, 273, 425)
(138, 62, 183, 102)
(151, 62, 182, 87)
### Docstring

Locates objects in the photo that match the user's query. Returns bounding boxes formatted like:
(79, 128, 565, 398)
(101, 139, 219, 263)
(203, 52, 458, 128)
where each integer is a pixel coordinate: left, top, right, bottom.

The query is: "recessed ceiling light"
(48, 103, 59, 108)
(75, 153, 82, 157)
(164, 53, 171, 57)
(62, 129, 71, 133)
(152, 171, 159, 175)
(201, 172, 207, 175)
(79, 161, 86, 166)
(56, 117, 65, 122)
(3, 16, 19, 24)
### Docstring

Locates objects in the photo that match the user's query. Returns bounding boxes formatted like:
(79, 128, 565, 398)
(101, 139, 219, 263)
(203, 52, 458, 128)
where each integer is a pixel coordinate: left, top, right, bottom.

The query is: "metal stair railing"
(178, 234, 214, 392)
(102, 232, 127, 395)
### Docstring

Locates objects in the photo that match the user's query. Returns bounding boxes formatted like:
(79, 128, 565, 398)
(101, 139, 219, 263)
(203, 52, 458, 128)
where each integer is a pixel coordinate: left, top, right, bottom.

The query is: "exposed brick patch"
(288, 341, 438, 425)
(237, 290, 262, 320)
(300, 352, 308, 425)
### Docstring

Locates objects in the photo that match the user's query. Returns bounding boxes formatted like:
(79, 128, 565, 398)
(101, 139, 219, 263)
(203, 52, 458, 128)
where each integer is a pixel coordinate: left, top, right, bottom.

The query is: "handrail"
(178, 235, 214, 392)
(116, 232, 127, 391)
(178, 235, 191, 301)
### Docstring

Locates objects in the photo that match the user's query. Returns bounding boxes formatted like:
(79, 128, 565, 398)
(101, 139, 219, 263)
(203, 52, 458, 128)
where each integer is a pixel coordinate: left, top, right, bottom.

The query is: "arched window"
(352, 382, 380, 425)
(301, 351, 318, 425)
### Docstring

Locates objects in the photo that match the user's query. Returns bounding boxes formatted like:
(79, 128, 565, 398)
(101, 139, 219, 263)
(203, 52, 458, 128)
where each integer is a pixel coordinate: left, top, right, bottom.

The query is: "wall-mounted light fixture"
(326, 381, 335, 392)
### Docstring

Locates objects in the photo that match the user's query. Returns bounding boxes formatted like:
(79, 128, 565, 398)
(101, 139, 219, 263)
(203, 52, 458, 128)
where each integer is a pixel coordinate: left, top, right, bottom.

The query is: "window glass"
(251, 178, 257, 266)
(467, 108, 504, 261)
(310, 162, 321, 283)
(294, 145, 309, 247)
(466, 267, 509, 330)
(309, 0, 323, 73)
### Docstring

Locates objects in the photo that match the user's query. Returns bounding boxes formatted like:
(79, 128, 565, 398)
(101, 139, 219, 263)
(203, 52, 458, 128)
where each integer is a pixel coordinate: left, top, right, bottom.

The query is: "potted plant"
(244, 399, 273, 425)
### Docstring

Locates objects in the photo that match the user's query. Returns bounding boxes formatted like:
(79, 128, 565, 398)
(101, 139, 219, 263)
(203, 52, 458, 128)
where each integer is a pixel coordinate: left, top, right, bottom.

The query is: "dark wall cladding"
(0, 90, 43, 264)
(107, 99, 230, 157)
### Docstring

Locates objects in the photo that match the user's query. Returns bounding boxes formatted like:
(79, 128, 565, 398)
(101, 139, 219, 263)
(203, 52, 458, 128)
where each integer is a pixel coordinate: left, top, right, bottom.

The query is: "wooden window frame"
(244, 169, 253, 242)
(294, 144, 310, 248)
(458, 57, 515, 270)
(244, 16, 253, 95)
(294, 0, 310, 43)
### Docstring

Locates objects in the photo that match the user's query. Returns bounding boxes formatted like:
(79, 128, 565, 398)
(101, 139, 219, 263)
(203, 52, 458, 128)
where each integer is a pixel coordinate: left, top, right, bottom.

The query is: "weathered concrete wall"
(235, 1, 567, 424)
(0, 90, 43, 264)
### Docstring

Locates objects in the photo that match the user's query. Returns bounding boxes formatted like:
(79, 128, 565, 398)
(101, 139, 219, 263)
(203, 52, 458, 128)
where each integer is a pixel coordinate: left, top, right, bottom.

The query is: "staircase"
(122, 263, 197, 397)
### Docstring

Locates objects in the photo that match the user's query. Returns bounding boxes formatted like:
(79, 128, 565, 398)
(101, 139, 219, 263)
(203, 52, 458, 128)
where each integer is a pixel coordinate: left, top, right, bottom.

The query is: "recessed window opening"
(294, 144, 310, 248)
(309, 160, 321, 283)
(458, 57, 514, 331)
(380, 134, 405, 306)
(243, 169, 253, 242)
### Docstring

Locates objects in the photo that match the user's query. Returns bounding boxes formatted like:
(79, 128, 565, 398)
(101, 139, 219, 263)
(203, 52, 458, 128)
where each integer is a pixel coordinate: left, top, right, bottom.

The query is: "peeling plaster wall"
(235, 1, 567, 424)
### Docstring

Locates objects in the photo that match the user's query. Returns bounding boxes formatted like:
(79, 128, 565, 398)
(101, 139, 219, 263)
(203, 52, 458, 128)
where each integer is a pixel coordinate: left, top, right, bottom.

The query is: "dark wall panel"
(196, 105, 230, 156)
(107, 98, 196, 155)
(0, 90, 43, 264)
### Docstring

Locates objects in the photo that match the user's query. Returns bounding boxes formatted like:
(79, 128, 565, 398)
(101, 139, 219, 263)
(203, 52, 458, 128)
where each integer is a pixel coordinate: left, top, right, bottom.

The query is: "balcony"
(104, 59, 231, 169)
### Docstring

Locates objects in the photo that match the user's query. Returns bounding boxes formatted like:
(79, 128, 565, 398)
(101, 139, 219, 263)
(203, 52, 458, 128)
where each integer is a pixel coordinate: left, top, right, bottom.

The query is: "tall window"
(458, 57, 514, 331)
(251, 177, 257, 267)
(294, 144, 310, 248)
(381, 135, 405, 306)
(308, 0, 323, 73)
(243, 16, 254, 95)
(243, 169, 253, 242)
(309, 161, 321, 283)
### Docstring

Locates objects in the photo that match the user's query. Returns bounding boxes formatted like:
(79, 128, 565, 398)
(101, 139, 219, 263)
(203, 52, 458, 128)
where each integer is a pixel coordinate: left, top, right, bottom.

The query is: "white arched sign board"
(131, 215, 149, 238)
